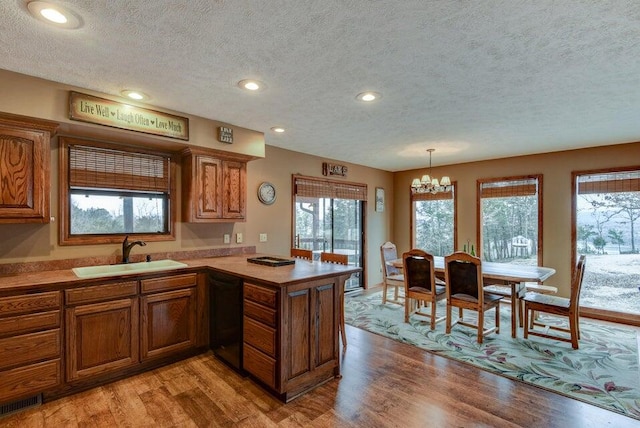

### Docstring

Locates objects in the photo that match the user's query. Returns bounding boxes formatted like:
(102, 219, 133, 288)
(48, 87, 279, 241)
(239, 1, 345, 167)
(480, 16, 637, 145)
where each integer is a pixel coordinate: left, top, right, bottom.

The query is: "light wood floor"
(2, 324, 637, 428)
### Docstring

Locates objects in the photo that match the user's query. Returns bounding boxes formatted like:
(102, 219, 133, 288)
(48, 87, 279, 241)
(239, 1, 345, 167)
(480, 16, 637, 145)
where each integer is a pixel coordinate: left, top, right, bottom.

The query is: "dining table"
(390, 256, 556, 338)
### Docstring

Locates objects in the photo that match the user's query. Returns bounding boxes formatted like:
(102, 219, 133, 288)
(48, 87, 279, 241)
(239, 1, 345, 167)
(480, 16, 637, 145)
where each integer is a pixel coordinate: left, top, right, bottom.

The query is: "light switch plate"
(223, 234, 230, 244)
(259, 233, 267, 242)
(236, 233, 243, 243)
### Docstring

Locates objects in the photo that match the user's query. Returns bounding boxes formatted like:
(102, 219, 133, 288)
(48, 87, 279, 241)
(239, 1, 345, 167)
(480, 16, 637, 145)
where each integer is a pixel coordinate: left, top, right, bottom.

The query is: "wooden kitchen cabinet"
(0, 269, 205, 407)
(181, 147, 252, 222)
(281, 278, 339, 399)
(243, 282, 278, 389)
(242, 277, 340, 402)
(65, 281, 139, 381)
(0, 291, 62, 404)
(0, 112, 59, 223)
(140, 273, 198, 361)
(222, 159, 246, 219)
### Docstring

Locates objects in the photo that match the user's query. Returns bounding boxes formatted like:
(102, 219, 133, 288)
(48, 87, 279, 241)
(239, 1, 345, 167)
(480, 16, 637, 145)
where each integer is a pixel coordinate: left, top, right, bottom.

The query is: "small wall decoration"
(322, 162, 348, 177)
(69, 91, 189, 140)
(218, 126, 233, 144)
(375, 187, 385, 212)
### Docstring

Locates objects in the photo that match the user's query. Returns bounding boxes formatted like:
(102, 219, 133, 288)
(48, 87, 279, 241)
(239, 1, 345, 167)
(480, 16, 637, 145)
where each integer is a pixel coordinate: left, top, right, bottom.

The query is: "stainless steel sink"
(72, 259, 188, 279)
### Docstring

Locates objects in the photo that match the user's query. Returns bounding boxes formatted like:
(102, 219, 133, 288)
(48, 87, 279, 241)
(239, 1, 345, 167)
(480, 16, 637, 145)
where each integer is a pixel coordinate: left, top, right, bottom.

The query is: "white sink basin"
(72, 259, 188, 279)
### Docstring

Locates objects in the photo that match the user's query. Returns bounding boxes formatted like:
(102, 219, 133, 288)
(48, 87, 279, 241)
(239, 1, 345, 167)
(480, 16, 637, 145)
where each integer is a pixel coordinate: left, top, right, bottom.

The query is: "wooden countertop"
(0, 254, 361, 295)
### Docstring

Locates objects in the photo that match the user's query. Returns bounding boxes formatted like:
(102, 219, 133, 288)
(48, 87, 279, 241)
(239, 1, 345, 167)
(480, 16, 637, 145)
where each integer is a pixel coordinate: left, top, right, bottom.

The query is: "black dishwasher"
(209, 272, 243, 373)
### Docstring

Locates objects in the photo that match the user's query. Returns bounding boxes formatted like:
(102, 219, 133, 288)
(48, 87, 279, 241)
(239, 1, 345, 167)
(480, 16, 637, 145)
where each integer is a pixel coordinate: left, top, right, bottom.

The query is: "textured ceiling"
(2, 1, 640, 171)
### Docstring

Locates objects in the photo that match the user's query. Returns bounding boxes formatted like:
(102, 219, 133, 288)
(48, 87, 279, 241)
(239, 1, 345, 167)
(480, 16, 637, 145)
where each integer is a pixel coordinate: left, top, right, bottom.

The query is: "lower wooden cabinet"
(65, 297, 139, 381)
(64, 273, 199, 386)
(0, 291, 62, 403)
(0, 360, 61, 404)
(242, 278, 340, 401)
(281, 279, 339, 398)
(141, 288, 196, 361)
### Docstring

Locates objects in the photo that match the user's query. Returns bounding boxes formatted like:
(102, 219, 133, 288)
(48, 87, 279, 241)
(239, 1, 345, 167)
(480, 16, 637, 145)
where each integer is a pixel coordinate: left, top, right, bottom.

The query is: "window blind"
(577, 170, 640, 194)
(69, 145, 170, 193)
(480, 178, 538, 198)
(293, 175, 367, 201)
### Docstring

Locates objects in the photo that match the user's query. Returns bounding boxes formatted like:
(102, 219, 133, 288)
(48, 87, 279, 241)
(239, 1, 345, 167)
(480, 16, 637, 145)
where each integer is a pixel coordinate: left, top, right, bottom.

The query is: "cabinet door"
(0, 118, 56, 223)
(285, 289, 311, 380)
(222, 160, 246, 219)
(141, 288, 196, 361)
(196, 155, 223, 220)
(283, 280, 338, 391)
(66, 297, 139, 381)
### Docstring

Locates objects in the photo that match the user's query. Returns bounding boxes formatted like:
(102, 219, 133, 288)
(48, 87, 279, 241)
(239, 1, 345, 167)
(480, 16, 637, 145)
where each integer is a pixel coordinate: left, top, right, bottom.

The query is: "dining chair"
(380, 242, 404, 305)
(320, 252, 349, 348)
(402, 249, 446, 329)
(290, 248, 313, 260)
(523, 255, 586, 349)
(444, 251, 502, 343)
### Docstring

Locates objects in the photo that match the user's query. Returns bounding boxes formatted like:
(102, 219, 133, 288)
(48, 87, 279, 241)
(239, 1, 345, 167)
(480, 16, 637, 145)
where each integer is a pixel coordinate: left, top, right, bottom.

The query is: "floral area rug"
(344, 290, 640, 420)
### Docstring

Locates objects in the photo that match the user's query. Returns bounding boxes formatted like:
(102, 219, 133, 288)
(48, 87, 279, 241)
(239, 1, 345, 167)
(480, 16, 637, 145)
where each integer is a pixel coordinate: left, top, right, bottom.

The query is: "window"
(411, 184, 457, 256)
(478, 175, 542, 265)
(59, 136, 176, 245)
(573, 167, 640, 315)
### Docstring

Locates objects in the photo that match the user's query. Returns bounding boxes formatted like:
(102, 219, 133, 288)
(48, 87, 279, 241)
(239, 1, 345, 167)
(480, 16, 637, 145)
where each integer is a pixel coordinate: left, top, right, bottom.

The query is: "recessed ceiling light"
(237, 79, 266, 92)
(121, 90, 149, 101)
(27, 1, 82, 29)
(356, 91, 382, 102)
(271, 127, 285, 133)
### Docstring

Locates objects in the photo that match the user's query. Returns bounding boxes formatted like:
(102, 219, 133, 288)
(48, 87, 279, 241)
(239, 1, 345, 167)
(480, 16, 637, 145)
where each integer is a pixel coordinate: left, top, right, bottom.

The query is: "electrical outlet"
(223, 234, 230, 244)
(259, 233, 267, 242)
(236, 233, 243, 243)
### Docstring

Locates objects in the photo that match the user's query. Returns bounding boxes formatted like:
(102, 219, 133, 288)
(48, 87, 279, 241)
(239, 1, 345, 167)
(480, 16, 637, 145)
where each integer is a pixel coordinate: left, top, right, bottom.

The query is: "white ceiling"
(3, 1, 640, 171)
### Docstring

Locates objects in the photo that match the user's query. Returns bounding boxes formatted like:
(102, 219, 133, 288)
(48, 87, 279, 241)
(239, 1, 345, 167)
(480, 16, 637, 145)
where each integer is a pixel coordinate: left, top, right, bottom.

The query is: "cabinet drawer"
(243, 343, 276, 389)
(244, 300, 277, 327)
(0, 291, 60, 316)
(65, 281, 138, 305)
(0, 310, 60, 337)
(141, 273, 197, 293)
(243, 317, 276, 357)
(0, 329, 60, 371)
(244, 283, 277, 308)
(0, 359, 61, 403)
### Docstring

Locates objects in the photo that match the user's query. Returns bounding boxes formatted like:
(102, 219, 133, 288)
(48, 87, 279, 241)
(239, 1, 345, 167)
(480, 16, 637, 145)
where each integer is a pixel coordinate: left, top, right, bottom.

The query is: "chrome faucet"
(122, 235, 146, 263)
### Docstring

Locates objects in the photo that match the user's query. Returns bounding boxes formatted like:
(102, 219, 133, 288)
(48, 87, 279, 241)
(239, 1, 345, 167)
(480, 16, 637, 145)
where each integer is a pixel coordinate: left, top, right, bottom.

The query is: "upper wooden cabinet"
(0, 112, 59, 223)
(181, 147, 253, 222)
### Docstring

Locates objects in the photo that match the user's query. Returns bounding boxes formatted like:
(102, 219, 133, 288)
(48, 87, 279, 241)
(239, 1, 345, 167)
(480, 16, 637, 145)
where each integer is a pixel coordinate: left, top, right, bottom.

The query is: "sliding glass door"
(292, 175, 365, 290)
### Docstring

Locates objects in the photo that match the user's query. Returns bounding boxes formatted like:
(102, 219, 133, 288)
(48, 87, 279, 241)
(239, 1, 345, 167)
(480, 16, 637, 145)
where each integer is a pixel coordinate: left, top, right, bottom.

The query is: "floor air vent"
(0, 394, 41, 417)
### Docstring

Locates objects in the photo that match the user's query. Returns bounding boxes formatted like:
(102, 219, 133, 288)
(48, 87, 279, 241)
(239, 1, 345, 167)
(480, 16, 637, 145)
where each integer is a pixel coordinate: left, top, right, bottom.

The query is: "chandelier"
(411, 149, 452, 194)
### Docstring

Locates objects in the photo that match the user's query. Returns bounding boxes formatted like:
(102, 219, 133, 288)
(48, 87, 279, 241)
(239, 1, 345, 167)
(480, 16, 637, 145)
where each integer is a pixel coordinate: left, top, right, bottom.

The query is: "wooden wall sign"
(322, 162, 348, 177)
(218, 126, 233, 144)
(69, 91, 189, 140)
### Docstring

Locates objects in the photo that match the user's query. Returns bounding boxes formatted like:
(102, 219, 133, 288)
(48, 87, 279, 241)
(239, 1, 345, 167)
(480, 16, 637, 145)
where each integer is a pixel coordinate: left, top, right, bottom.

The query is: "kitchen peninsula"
(0, 254, 360, 408)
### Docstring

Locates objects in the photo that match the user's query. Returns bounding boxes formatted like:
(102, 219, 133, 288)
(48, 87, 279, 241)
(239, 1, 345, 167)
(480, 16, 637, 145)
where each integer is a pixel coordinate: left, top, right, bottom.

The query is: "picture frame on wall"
(375, 187, 384, 212)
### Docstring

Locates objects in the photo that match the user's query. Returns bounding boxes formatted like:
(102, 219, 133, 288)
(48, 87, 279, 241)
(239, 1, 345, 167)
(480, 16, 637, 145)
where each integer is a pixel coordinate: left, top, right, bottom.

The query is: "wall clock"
(258, 181, 276, 205)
